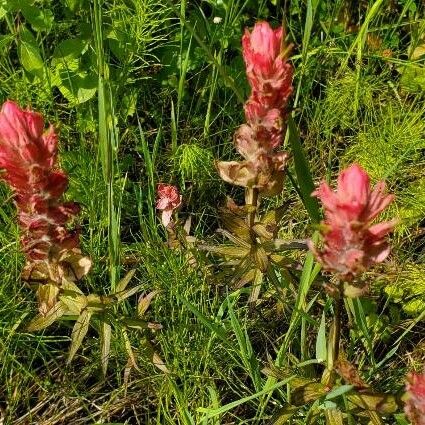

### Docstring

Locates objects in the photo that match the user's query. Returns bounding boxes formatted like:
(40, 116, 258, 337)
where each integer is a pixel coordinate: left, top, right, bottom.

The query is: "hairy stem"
(245, 187, 259, 229)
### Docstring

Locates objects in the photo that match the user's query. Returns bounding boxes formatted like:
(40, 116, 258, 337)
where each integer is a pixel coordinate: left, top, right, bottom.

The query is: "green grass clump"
(383, 264, 425, 316)
(173, 142, 215, 190)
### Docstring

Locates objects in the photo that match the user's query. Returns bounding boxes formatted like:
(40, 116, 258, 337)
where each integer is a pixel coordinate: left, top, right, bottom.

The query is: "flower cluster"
(0, 101, 88, 283)
(405, 371, 425, 425)
(309, 164, 396, 281)
(217, 21, 293, 197)
(156, 183, 182, 227)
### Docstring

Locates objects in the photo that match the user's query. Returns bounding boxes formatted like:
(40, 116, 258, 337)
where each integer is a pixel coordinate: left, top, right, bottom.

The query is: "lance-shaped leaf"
(270, 405, 299, 424)
(198, 244, 250, 258)
(262, 204, 287, 227)
(324, 408, 344, 425)
(219, 207, 252, 242)
(115, 269, 136, 293)
(122, 318, 162, 330)
(142, 338, 170, 374)
(252, 245, 269, 272)
(36, 283, 60, 316)
(216, 228, 251, 248)
(26, 301, 67, 332)
(114, 285, 143, 302)
(67, 309, 92, 364)
(252, 223, 274, 240)
(100, 321, 111, 376)
(346, 391, 402, 414)
(138, 290, 160, 317)
(262, 239, 308, 252)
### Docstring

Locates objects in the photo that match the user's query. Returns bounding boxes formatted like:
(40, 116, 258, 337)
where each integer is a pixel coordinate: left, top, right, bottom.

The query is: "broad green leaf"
(20, 4, 53, 32)
(67, 309, 92, 364)
(55, 68, 97, 105)
(100, 321, 111, 376)
(19, 39, 44, 76)
(53, 38, 86, 61)
(26, 302, 66, 332)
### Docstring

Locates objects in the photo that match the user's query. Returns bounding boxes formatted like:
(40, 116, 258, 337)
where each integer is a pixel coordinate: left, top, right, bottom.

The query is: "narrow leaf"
(100, 321, 111, 376)
(287, 116, 320, 223)
(324, 408, 344, 425)
(67, 309, 92, 364)
(315, 311, 327, 362)
(138, 290, 160, 317)
(115, 269, 136, 293)
(26, 302, 66, 332)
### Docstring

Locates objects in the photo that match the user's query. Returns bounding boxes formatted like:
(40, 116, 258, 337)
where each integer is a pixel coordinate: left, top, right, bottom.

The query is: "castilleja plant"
(264, 165, 400, 423)
(0, 100, 91, 314)
(205, 21, 305, 303)
(0, 101, 161, 373)
(309, 164, 396, 373)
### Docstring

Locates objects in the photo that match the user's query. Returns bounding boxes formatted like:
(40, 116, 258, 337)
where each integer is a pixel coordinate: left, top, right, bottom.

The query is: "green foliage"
(0, 0, 424, 423)
(383, 264, 425, 316)
(173, 142, 215, 189)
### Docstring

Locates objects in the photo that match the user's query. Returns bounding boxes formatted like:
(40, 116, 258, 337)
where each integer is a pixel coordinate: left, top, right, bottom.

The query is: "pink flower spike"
(405, 371, 425, 425)
(242, 21, 293, 113)
(309, 163, 396, 281)
(156, 184, 182, 227)
(0, 100, 82, 263)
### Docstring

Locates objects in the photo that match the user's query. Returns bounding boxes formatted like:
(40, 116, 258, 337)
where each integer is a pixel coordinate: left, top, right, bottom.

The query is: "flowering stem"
(245, 187, 259, 229)
(332, 291, 343, 364)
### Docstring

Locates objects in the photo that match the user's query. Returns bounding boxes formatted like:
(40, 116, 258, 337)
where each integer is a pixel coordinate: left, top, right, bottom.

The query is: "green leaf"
(55, 68, 97, 105)
(67, 309, 92, 364)
(198, 377, 296, 420)
(20, 4, 53, 32)
(138, 290, 160, 317)
(122, 318, 162, 330)
(114, 269, 136, 293)
(26, 302, 66, 332)
(315, 311, 327, 362)
(19, 38, 44, 77)
(52, 38, 87, 69)
(287, 116, 320, 223)
(114, 284, 143, 302)
(270, 405, 299, 424)
(100, 321, 111, 376)
(324, 408, 344, 425)
(325, 385, 354, 400)
(198, 244, 249, 258)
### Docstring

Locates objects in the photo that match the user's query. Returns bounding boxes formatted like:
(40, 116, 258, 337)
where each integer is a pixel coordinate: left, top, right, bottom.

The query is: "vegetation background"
(0, 0, 424, 423)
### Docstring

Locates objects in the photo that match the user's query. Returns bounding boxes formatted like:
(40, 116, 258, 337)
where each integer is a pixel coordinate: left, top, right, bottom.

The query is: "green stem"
(333, 291, 343, 364)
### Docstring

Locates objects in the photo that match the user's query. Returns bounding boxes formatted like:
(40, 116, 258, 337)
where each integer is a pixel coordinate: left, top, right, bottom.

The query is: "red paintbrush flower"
(242, 21, 293, 114)
(0, 100, 81, 261)
(217, 21, 293, 197)
(309, 164, 396, 281)
(156, 183, 182, 227)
